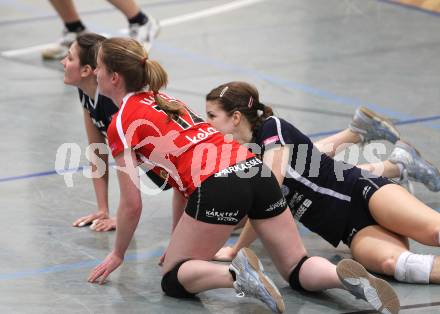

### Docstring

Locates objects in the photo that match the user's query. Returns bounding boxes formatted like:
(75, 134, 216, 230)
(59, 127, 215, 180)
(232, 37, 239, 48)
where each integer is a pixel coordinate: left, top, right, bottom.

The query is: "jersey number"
(153, 104, 204, 130)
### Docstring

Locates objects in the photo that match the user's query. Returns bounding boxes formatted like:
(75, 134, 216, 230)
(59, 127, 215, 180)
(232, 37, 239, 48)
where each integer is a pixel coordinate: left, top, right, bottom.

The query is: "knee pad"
(394, 251, 435, 283)
(161, 260, 196, 298)
(288, 256, 309, 291)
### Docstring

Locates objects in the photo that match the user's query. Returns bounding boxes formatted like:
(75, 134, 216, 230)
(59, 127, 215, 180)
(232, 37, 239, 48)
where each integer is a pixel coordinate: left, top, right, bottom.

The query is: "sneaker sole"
(360, 106, 400, 142)
(336, 259, 400, 314)
(241, 248, 286, 313)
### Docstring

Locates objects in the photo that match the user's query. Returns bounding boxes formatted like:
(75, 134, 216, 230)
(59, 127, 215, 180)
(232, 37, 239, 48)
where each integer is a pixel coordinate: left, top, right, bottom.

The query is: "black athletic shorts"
(184, 157, 288, 225)
(145, 170, 172, 190)
(342, 176, 396, 246)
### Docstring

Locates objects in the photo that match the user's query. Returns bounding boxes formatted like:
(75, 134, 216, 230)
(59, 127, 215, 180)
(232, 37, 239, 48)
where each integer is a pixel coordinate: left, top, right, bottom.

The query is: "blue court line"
(0, 219, 436, 281)
(154, 41, 440, 132)
(0, 248, 163, 281)
(1, 114, 439, 184)
(0, 239, 239, 281)
(0, 167, 86, 183)
(379, 0, 440, 18)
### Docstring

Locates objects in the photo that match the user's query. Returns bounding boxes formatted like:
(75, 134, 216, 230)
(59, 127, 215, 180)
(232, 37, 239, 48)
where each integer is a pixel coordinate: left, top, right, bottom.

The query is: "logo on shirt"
(185, 127, 218, 144)
(160, 169, 169, 180)
(362, 186, 371, 199)
(263, 135, 279, 146)
(214, 158, 262, 177)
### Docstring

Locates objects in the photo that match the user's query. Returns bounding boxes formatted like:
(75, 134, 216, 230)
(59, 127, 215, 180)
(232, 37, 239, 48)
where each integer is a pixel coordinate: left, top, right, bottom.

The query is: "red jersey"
(107, 91, 254, 196)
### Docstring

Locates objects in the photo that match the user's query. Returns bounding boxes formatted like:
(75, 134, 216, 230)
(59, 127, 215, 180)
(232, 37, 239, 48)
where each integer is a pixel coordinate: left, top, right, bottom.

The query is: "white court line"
(1, 0, 265, 58)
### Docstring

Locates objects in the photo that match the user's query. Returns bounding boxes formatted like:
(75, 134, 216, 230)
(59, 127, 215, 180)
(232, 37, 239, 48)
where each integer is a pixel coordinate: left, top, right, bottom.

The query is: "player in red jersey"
(87, 37, 399, 314)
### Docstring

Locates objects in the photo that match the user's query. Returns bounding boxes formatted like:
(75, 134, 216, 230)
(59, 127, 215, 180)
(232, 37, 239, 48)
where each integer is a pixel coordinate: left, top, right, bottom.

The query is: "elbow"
(121, 200, 142, 218)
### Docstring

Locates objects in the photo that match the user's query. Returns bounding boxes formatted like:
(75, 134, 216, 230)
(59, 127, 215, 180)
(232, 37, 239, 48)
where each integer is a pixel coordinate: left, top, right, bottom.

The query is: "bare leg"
(107, 0, 141, 19)
(314, 129, 361, 158)
(161, 213, 236, 292)
(350, 225, 409, 275)
(178, 261, 234, 293)
(368, 184, 440, 246)
(351, 225, 440, 284)
(251, 209, 343, 290)
(48, 0, 80, 22)
(357, 160, 401, 178)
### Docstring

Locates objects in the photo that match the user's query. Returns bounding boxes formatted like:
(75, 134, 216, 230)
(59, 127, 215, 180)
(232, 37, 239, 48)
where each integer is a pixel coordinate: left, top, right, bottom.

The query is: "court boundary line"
(0, 115, 439, 184)
(0, 0, 265, 57)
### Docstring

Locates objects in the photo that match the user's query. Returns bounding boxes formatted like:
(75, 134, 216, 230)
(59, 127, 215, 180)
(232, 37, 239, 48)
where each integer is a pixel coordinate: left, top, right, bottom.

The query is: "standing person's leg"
(49, 0, 81, 22)
(106, 0, 139, 19)
(107, 0, 160, 52)
(43, 0, 87, 60)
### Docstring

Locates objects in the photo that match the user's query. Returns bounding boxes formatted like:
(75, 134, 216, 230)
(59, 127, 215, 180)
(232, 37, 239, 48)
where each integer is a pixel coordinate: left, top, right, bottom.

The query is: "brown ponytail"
(100, 37, 183, 119)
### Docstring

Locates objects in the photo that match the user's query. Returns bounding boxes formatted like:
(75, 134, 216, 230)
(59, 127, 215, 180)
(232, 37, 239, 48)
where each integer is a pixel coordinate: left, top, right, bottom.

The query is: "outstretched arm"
(73, 110, 115, 231)
(88, 149, 142, 284)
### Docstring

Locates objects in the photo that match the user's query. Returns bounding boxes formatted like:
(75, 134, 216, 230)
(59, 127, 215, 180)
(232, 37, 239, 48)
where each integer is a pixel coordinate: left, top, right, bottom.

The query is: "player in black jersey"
(207, 81, 440, 286)
(61, 33, 173, 231)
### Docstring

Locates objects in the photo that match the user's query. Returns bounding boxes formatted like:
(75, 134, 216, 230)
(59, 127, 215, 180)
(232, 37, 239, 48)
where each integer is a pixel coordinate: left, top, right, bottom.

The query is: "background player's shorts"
(343, 176, 396, 246)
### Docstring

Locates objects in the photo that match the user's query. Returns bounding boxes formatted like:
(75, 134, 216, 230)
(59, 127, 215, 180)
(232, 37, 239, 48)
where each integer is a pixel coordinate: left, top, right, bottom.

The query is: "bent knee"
(161, 260, 196, 299)
(429, 225, 440, 246)
(416, 225, 440, 246)
(380, 256, 398, 276)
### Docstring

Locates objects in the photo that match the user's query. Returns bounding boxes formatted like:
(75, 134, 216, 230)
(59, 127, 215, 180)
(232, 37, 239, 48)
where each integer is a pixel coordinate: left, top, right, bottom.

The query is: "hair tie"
(219, 86, 229, 97)
(247, 96, 254, 109)
(140, 56, 148, 66)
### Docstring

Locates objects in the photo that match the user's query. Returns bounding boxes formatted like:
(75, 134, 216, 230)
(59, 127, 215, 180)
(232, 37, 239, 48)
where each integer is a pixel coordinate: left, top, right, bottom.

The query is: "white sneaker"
(389, 140, 440, 192)
(129, 16, 160, 52)
(336, 259, 400, 314)
(42, 28, 86, 60)
(229, 248, 285, 313)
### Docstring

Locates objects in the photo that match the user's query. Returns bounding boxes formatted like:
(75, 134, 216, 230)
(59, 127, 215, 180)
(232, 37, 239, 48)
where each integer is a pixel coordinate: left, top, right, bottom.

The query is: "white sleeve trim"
(116, 92, 134, 149)
(268, 116, 286, 145)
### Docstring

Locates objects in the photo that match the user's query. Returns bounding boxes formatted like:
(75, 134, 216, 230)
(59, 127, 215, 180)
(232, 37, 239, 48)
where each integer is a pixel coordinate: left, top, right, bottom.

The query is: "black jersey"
(254, 116, 368, 247)
(78, 88, 118, 136)
(78, 88, 171, 190)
